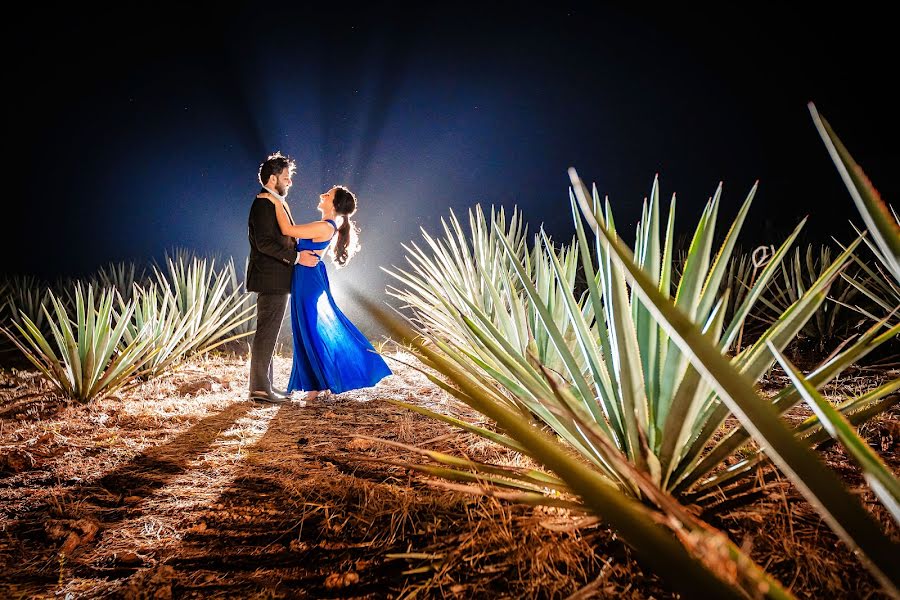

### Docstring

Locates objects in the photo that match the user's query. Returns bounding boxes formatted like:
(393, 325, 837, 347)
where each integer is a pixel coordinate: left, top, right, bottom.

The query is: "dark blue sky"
(5, 3, 897, 327)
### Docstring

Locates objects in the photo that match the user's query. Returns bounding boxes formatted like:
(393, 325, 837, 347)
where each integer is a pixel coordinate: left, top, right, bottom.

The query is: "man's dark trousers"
(249, 293, 288, 394)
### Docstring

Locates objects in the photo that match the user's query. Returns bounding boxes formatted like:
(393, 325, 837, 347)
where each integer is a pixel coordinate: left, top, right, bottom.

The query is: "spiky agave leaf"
(769, 343, 900, 525)
(0, 284, 155, 402)
(809, 102, 900, 283)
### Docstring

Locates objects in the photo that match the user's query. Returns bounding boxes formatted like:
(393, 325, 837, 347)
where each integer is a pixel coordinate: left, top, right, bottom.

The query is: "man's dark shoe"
(271, 389, 290, 400)
(249, 390, 288, 404)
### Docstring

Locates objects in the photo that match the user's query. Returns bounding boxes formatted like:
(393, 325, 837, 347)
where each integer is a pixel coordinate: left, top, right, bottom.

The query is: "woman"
(258, 185, 391, 401)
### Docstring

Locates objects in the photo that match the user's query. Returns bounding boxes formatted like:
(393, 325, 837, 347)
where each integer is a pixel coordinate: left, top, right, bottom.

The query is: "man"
(246, 151, 319, 404)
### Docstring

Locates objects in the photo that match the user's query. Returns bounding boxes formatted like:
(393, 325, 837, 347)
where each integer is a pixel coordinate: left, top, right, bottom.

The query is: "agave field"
(1, 107, 897, 598)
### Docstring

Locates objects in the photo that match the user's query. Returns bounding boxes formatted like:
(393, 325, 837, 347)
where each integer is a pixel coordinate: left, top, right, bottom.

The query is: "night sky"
(5, 3, 897, 332)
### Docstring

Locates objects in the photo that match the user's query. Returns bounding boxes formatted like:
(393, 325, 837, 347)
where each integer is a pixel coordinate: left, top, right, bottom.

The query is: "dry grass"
(0, 344, 897, 599)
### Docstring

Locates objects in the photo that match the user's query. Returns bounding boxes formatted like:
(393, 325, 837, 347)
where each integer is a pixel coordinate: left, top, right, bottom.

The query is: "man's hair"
(258, 151, 297, 186)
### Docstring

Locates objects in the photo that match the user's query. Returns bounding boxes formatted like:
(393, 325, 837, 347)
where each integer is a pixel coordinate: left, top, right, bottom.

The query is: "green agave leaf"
(570, 191, 624, 442)
(795, 377, 900, 437)
(680, 319, 899, 494)
(809, 102, 900, 282)
(697, 183, 758, 322)
(51, 291, 81, 395)
(769, 343, 900, 525)
(656, 191, 717, 417)
(578, 201, 651, 470)
(492, 233, 607, 427)
(691, 383, 899, 502)
(658, 292, 729, 487)
(456, 313, 623, 482)
(539, 229, 615, 433)
(1, 321, 65, 392)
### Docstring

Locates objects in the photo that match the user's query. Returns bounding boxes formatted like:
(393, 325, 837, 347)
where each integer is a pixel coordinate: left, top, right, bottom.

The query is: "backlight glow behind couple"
(245, 152, 391, 404)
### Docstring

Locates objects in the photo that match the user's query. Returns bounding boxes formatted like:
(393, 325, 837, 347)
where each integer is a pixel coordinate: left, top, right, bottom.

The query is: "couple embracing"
(245, 152, 391, 404)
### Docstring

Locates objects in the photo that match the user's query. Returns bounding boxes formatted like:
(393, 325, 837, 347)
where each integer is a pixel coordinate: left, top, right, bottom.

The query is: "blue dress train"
(286, 219, 392, 394)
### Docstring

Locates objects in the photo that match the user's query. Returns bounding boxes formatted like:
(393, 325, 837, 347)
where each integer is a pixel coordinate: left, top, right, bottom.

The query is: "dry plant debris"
(0, 347, 896, 598)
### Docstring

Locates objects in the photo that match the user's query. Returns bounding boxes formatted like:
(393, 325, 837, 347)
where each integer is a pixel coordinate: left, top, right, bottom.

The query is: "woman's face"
(318, 188, 336, 212)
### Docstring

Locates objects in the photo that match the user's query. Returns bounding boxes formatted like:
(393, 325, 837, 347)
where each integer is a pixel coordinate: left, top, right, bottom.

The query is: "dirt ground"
(0, 345, 897, 599)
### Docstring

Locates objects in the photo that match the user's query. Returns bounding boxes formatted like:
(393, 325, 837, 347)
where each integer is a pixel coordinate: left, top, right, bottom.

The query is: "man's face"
(272, 169, 294, 196)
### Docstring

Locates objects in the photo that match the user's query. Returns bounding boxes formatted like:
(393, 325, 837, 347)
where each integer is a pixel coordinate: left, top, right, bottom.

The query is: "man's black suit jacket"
(246, 189, 298, 294)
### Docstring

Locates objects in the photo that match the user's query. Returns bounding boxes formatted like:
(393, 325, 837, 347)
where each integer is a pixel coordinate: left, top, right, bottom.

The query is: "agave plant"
(385, 205, 588, 407)
(380, 171, 899, 593)
(151, 252, 255, 361)
(565, 171, 898, 590)
(3, 275, 52, 336)
(755, 243, 864, 351)
(0, 284, 154, 402)
(118, 256, 257, 379)
(384, 205, 529, 354)
(90, 261, 144, 303)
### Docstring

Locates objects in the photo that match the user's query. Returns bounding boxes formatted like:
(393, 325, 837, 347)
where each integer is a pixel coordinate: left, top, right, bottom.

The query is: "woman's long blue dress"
(286, 219, 392, 394)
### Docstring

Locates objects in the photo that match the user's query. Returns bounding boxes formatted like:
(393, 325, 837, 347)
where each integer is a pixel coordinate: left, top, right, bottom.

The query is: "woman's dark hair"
(331, 186, 359, 267)
(258, 151, 296, 186)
